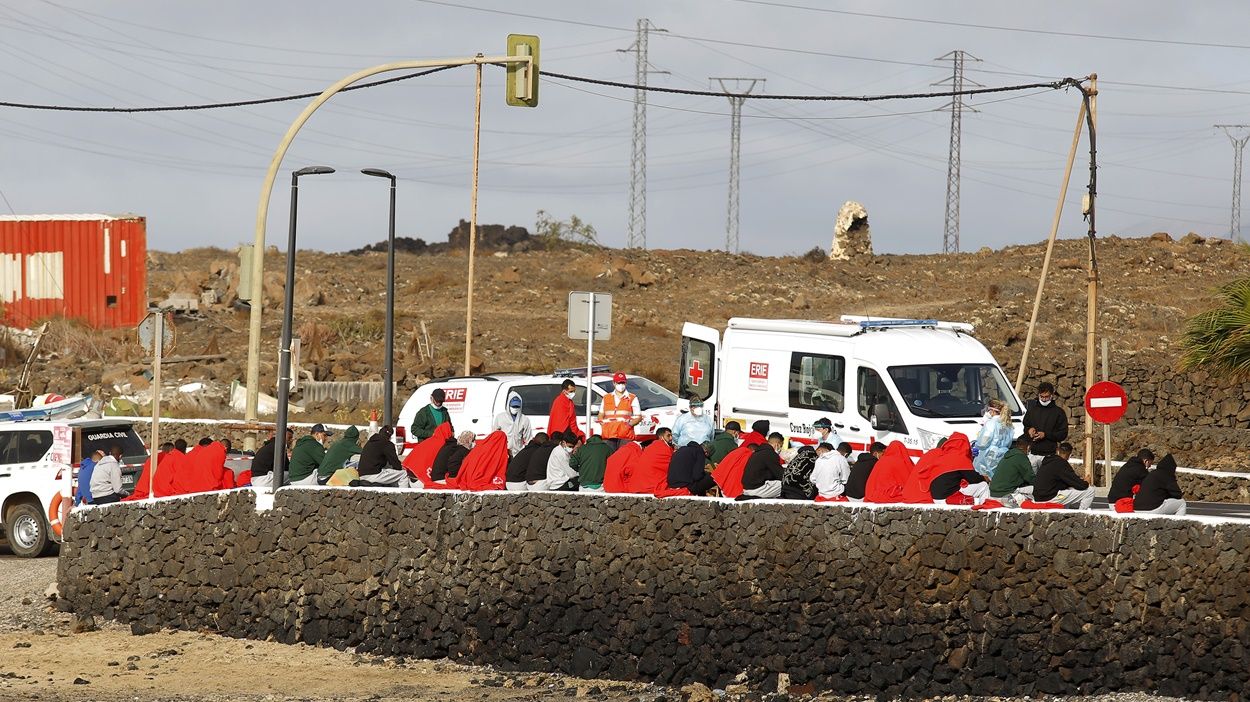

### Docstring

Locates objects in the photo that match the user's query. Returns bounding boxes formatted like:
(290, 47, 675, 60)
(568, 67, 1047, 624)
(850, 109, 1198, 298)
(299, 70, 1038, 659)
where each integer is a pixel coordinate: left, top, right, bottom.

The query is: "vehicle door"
(679, 323, 720, 420)
(786, 350, 855, 448)
(77, 424, 148, 494)
(853, 364, 920, 455)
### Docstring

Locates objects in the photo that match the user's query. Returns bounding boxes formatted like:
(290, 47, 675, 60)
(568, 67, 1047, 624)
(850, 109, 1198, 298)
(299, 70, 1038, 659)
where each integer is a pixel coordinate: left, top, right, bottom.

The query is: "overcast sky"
(0, 0, 1247, 255)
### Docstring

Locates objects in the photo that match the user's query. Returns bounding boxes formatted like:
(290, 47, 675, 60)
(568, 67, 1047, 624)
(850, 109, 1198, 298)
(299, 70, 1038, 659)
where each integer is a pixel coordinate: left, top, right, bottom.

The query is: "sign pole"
(149, 312, 163, 501)
(586, 293, 595, 438)
(1101, 338, 1112, 487)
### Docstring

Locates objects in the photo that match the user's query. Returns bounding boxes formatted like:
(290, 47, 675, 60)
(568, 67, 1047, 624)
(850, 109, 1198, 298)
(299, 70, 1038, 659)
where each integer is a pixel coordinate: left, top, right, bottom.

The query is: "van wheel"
(5, 503, 49, 558)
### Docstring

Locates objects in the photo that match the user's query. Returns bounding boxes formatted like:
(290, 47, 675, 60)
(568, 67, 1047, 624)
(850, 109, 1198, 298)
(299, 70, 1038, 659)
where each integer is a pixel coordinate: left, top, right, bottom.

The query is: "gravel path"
(0, 550, 66, 635)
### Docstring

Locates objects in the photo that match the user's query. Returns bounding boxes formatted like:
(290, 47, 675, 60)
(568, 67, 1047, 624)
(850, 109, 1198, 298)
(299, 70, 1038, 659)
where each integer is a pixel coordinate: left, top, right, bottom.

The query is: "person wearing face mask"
(1022, 382, 1068, 467)
(547, 380, 586, 443)
(491, 392, 532, 455)
(412, 389, 452, 442)
(544, 432, 581, 491)
(672, 396, 715, 448)
(811, 417, 840, 447)
(599, 372, 641, 451)
(709, 421, 742, 464)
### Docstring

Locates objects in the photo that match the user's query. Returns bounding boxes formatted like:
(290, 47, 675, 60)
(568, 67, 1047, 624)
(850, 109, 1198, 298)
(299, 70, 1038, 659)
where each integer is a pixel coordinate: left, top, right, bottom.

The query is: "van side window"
(18, 431, 53, 462)
(511, 385, 561, 417)
(0, 431, 17, 465)
(789, 353, 844, 412)
(858, 368, 907, 435)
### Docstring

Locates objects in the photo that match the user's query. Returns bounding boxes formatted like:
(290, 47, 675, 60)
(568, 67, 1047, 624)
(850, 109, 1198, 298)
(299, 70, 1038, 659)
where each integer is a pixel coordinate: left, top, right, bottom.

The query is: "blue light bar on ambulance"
(554, 365, 612, 378)
(840, 315, 975, 334)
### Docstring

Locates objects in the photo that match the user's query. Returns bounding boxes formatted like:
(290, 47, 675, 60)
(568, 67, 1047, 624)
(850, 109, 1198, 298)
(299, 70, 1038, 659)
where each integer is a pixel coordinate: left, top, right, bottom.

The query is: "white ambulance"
(678, 316, 1024, 456)
(395, 368, 680, 451)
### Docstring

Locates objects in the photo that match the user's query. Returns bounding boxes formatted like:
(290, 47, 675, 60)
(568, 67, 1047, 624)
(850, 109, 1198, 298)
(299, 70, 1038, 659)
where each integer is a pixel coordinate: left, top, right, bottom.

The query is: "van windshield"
(595, 377, 678, 411)
(888, 364, 1021, 419)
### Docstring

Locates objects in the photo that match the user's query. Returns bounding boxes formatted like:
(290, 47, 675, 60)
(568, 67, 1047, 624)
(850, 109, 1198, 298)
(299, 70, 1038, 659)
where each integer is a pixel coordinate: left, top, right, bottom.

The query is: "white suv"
(395, 369, 680, 451)
(0, 418, 147, 558)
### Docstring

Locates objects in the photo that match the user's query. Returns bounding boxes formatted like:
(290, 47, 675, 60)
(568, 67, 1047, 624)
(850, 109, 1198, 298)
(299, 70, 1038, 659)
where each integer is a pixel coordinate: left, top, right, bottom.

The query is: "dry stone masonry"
(58, 491, 1250, 699)
(830, 201, 872, 260)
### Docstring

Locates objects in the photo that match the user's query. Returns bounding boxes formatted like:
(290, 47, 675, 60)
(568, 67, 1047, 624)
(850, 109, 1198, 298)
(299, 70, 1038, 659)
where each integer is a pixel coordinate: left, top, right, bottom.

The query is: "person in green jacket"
(411, 388, 452, 441)
(988, 434, 1036, 505)
(318, 425, 362, 484)
(709, 421, 742, 464)
(288, 424, 332, 486)
(571, 435, 613, 491)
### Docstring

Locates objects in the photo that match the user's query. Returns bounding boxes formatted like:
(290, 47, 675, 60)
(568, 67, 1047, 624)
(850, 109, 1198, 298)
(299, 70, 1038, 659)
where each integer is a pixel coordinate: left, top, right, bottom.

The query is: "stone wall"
(59, 491, 1250, 699)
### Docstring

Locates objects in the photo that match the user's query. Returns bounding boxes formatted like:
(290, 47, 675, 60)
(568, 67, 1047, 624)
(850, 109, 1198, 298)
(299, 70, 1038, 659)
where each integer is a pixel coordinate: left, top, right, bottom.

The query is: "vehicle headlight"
(918, 428, 945, 451)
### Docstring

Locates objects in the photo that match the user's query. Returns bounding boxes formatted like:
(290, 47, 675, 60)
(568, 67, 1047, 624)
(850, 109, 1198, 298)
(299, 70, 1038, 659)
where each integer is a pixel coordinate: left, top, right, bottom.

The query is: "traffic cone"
(369, 409, 380, 436)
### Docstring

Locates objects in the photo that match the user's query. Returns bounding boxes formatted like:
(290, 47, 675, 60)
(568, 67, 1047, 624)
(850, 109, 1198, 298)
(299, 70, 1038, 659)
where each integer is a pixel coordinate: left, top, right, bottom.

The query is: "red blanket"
(124, 449, 176, 501)
(603, 442, 642, 493)
(712, 444, 754, 499)
(404, 423, 453, 486)
(172, 442, 233, 495)
(902, 433, 972, 504)
(864, 441, 913, 503)
(546, 393, 585, 441)
(622, 440, 673, 495)
(453, 431, 508, 491)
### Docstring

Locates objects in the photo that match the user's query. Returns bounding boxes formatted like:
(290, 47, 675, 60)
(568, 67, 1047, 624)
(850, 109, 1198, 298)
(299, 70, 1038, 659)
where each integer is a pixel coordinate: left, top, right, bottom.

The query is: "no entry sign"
(1085, 381, 1128, 424)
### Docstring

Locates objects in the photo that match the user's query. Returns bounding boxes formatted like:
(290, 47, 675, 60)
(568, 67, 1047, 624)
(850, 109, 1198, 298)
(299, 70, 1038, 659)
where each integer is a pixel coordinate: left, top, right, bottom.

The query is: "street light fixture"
(361, 168, 398, 428)
(273, 165, 335, 491)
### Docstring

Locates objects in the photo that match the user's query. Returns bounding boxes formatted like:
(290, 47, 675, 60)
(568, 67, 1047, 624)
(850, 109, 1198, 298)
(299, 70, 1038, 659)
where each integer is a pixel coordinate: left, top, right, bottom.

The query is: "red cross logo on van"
(687, 360, 704, 385)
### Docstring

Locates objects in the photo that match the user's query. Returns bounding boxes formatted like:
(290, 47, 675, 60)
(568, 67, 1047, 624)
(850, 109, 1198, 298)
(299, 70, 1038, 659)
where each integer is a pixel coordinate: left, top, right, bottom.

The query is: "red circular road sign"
(1085, 381, 1128, 424)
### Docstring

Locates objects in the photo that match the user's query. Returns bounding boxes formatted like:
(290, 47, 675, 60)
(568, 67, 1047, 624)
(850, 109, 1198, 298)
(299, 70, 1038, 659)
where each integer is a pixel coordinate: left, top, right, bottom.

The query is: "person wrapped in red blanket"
(454, 431, 509, 491)
(172, 440, 234, 495)
(403, 422, 454, 487)
(903, 433, 992, 506)
(124, 447, 178, 501)
(863, 441, 913, 503)
(711, 429, 766, 499)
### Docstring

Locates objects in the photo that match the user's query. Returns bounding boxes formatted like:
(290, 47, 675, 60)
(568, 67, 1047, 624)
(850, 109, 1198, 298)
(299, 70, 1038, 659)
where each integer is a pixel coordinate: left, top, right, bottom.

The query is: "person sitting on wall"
(740, 432, 785, 499)
(1133, 453, 1186, 515)
(526, 432, 562, 491)
(668, 439, 717, 496)
(845, 442, 886, 501)
(810, 442, 850, 501)
(1033, 442, 1096, 509)
(507, 433, 546, 492)
(544, 432, 580, 491)
(354, 426, 410, 488)
(780, 445, 819, 500)
(1108, 449, 1153, 507)
(988, 435, 1036, 507)
(431, 431, 474, 484)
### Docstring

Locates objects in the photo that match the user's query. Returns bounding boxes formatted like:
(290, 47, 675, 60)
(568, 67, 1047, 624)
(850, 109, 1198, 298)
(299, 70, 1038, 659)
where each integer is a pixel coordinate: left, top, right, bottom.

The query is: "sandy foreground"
(0, 626, 649, 702)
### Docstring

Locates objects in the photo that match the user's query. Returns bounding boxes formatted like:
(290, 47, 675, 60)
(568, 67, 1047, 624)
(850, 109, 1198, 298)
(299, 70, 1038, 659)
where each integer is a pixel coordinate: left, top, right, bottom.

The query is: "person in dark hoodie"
(1033, 442, 1095, 509)
(355, 426, 410, 488)
(526, 431, 561, 490)
(1134, 453, 1186, 515)
(317, 425, 362, 484)
(431, 431, 474, 483)
(845, 442, 886, 501)
(1108, 449, 1154, 507)
(507, 433, 546, 491)
(1022, 382, 1068, 465)
(740, 432, 784, 499)
(668, 440, 716, 496)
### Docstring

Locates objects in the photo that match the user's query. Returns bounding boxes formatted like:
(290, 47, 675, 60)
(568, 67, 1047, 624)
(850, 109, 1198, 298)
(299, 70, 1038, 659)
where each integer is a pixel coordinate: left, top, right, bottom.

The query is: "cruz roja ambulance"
(679, 316, 1025, 456)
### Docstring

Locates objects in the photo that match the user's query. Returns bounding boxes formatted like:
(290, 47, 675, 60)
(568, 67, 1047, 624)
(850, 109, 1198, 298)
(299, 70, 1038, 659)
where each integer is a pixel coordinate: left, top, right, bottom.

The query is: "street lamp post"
(361, 168, 397, 428)
(273, 165, 335, 490)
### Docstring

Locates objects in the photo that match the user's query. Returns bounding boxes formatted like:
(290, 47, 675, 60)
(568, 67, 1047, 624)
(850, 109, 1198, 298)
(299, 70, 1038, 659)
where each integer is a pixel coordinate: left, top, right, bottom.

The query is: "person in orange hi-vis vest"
(599, 372, 641, 452)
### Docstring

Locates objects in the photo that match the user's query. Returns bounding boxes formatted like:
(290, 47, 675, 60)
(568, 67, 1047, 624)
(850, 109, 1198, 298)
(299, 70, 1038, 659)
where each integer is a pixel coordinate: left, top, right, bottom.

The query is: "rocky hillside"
(4, 227, 1249, 470)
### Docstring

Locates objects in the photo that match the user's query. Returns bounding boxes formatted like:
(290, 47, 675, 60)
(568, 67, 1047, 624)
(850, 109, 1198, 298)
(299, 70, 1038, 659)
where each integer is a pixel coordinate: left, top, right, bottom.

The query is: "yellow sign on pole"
(506, 34, 540, 107)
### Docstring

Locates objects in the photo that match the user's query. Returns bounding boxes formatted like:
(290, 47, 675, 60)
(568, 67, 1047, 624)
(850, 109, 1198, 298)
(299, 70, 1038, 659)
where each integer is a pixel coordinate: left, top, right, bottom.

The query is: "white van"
(679, 316, 1024, 457)
(0, 418, 147, 557)
(395, 369, 680, 451)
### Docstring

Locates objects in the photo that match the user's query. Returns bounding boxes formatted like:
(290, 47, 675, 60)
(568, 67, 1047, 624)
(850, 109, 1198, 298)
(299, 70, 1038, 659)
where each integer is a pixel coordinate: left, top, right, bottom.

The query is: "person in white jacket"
(542, 433, 580, 491)
(491, 391, 532, 455)
(89, 445, 127, 504)
(810, 442, 851, 500)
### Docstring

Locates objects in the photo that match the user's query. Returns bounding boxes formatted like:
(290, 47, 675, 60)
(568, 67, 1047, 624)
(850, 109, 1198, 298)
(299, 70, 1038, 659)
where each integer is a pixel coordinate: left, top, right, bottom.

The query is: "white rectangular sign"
(567, 291, 612, 341)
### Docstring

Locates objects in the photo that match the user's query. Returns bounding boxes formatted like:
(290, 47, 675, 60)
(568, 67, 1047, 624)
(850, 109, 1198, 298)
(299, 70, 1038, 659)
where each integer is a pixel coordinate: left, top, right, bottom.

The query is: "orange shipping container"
(0, 214, 148, 329)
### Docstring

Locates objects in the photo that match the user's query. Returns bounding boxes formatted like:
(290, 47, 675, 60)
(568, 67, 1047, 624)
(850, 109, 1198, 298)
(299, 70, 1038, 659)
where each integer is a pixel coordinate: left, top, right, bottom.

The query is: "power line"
(0, 65, 459, 112)
(0, 185, 14, 214)
(728, 0, 1250, 52)
(712, 77, 764, 253)
(619, 19, 668, 250)
(1216, 125, 1250, 241)
(935, 50, 981, 254)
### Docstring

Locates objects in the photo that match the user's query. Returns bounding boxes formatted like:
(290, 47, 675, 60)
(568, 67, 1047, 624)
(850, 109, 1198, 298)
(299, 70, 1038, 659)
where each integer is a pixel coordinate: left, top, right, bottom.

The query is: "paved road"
(1091, 498, 1250, 519)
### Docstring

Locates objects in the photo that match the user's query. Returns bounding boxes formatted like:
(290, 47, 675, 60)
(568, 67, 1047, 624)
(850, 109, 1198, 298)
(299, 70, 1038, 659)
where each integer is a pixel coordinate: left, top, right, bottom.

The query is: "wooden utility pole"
(464, 59, 484, 375)
(1083, 75, 1099, 482)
